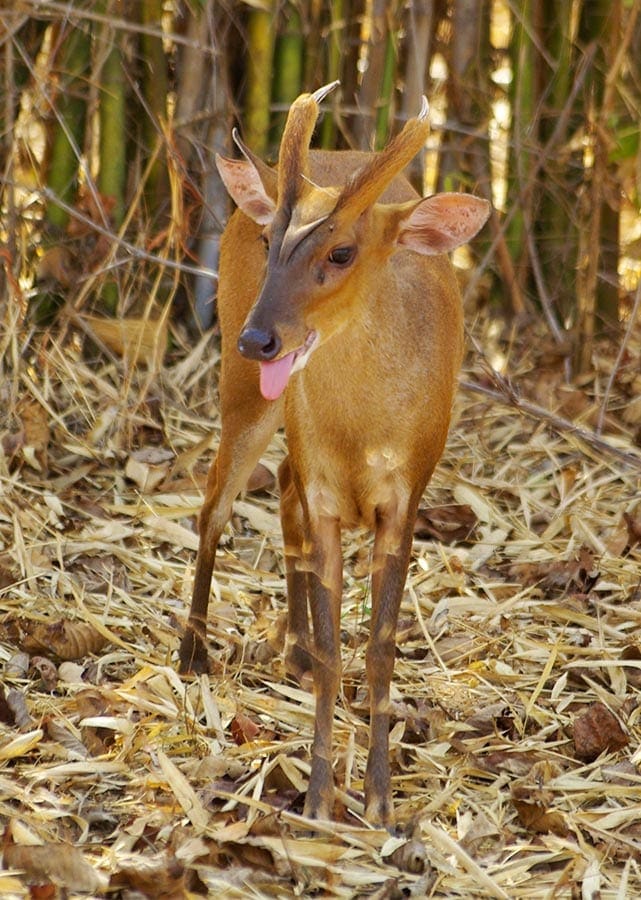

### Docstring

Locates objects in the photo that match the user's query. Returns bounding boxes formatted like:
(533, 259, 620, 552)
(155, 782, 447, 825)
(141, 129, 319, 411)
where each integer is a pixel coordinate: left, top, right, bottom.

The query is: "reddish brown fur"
(179, 89, 490, 827)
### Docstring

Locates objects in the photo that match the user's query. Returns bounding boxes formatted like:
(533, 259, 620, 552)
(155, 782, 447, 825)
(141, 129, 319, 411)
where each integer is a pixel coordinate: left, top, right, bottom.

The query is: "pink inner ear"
(215, 155, 276, 225)
(398, 193, 491, 255)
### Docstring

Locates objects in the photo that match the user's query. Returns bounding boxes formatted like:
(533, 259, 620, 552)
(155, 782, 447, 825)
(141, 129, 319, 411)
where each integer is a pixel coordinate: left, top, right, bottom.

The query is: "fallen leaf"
(6, 689, 35, 730)
(508, 545, 599, 595)
(230, 711, 262, 745)
(414, 503, 477, 543)
(3, 839, 108, 892)
(7, 618, 107, 661)
(511, 761, 567, 836)
(44, 717, 89, 759)
(246, 462, 276, 493)
(573, 702, 629, 762)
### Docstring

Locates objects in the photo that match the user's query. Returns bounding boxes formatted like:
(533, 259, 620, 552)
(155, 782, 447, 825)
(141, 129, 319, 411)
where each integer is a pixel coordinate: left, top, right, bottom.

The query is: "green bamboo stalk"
(45, 23, 91, 232)
(244, 2, 276, 156)
(341, 0, 367, 146)
(320, 0, 344, 148)
(535, 1, 580, 328)
(98, 18, 126, 229)
(374, 28, 396, 149)
(96, 11, 127, 313)
(583, 0, 621, 331)
(505, 0, 535, 285)
(272, 3, 304, 149)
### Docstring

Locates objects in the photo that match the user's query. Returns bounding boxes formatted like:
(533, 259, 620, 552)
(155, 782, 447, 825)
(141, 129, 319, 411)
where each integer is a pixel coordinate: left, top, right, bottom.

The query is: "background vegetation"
(2, 0, 640, 359)
(1, 2, 641, 896)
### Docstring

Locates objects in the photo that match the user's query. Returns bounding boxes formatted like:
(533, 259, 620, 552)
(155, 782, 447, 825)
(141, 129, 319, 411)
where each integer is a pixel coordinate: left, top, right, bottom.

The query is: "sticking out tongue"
(259, 350, 297, 401)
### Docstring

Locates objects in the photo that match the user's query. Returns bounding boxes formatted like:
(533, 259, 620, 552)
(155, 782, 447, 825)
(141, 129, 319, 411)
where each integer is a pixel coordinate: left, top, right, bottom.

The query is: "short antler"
(335, 97, 430, 222)
(277, 81, 339, 212)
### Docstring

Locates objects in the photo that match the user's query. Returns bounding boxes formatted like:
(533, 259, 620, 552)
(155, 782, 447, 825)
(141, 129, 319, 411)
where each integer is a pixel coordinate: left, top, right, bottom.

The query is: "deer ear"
(215, 154, 277, 225)
(396, 193, 491, 256)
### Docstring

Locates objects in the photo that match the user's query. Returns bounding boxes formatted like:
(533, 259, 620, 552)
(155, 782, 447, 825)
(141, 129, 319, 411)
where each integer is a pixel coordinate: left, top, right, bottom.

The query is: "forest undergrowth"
(0, 295, 640, 897)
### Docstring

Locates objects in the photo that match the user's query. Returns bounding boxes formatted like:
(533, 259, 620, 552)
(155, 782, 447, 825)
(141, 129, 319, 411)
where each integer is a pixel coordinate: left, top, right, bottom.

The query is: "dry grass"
(0, 306, 640, 898)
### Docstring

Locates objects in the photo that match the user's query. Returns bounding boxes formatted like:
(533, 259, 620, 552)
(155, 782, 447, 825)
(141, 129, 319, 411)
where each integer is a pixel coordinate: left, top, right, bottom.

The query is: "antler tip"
(312, 80, 340, 105)
(418, 96, 429, 121)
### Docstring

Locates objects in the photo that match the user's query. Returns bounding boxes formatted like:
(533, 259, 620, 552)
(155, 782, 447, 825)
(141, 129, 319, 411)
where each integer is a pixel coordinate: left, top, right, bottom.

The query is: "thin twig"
(14, 0, 218, 54)
(38, 186, 218, 281)
(461, 375, 641, 472)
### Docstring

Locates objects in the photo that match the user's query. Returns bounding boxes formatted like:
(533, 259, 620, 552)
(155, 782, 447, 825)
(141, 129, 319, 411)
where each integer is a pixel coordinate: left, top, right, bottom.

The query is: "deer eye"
(328, 246, 355, 266)
(260, 233, 270, 252)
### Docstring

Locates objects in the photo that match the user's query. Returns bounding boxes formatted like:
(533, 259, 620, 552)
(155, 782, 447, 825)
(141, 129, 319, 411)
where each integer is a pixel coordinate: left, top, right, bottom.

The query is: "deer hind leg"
(302, 512, 343, 821)
(179, 382, 283, 675)
(364, 494, 421, 827)
(278, 456, 312, 683)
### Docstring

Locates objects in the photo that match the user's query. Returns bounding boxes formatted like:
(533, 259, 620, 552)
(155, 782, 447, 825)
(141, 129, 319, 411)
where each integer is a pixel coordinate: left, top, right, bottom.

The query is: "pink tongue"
(259, 350, 297, 401)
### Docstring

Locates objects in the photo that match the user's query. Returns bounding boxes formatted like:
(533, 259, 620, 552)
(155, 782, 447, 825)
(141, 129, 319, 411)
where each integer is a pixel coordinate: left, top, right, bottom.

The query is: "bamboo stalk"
(373, 21, 396, 149)
(505, 0, 535, 295)
(272, 3, 304, 148)
(97, 8, 126, 229)
(399, 0, 435, 192)
(139, 0, 169, 221)
(45, 21, 91, 233)
(320, 0, 345, 149)
(353, 0, 394, 149)
(244, 2, 276, 156)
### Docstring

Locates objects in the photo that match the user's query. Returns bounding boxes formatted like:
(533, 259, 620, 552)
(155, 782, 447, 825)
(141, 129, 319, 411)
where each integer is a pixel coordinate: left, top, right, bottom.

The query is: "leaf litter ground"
(0, 312, 640, 898)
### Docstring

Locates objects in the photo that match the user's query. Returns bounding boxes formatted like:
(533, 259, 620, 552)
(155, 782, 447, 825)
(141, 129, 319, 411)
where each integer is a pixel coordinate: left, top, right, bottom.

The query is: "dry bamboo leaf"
(2, 247, 641, 895)
(5, 651, 30, 679)
(44, 718, 89, 759)
(125, 447, 174, 492)
(81, 313, 168, 367)
(233, 499, 280, 534)
(0, 729, 43, 760)
(156, 749, 209, 832)
(144, 515, 199, 551)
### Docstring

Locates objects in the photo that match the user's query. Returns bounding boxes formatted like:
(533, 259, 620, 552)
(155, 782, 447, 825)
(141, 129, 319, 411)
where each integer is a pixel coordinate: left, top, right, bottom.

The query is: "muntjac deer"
(179, 82, 490, 826)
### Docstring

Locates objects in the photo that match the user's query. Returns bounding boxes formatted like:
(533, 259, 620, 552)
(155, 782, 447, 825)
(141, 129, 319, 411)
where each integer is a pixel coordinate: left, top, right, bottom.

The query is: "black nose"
(237, 327, 281, 361)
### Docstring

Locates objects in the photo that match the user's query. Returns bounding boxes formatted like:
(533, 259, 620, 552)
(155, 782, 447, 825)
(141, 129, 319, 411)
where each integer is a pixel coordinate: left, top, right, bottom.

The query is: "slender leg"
(364, 496, 421, 827)
(179, 391, 283, 674)
(278, 457, 311, 682)
(302, 513, 343, 821)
